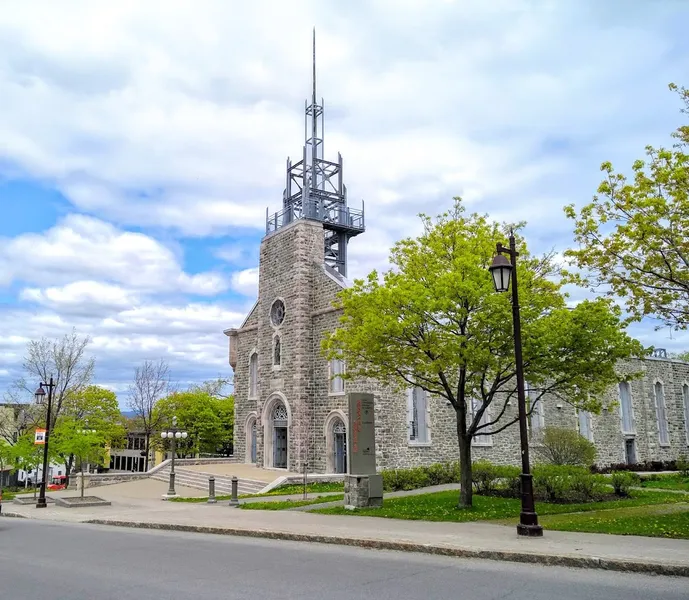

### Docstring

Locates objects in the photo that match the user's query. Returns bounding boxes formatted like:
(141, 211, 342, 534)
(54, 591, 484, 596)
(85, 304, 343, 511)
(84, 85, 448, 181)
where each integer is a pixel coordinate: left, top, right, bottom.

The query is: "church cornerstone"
(345, 392, 383, 508)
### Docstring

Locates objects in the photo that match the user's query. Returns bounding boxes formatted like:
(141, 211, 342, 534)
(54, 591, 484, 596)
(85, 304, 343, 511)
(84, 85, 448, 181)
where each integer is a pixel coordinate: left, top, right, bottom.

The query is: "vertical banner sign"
(347, 393, 376, 475)
(34, 428, 46, 445)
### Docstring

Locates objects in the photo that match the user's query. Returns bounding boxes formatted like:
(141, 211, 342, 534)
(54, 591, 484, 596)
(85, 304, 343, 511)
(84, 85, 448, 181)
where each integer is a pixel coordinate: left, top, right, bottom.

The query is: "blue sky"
(1, 0, 689, 401)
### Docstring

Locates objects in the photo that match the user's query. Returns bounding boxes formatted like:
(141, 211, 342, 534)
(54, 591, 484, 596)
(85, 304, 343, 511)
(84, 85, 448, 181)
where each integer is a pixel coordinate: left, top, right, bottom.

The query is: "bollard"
(229, 476, 239, 507)
(207, 476, 217, 504)
(303, 461, 308, 500)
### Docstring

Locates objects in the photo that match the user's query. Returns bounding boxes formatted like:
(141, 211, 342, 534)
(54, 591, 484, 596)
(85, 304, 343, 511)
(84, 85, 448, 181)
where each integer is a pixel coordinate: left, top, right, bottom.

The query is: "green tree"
(11, 431, 55, 496)
(0, 439, 14, 489)
(564, 84, 689, 330)
(324, 201, 643, 508)
(62, 385, 126, 448)
(155, 390, 234, 457)
(52, 419, 107, 497)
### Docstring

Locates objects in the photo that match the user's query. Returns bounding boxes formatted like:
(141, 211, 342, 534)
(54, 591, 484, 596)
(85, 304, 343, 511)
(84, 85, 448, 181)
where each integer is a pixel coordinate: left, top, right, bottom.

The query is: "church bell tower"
(265, 29, 365, 277)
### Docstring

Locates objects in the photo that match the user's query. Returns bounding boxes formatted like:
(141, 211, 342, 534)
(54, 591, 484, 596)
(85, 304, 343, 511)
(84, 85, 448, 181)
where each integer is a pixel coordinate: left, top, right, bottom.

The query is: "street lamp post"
(161, 416, 187, 499)
(489, 232, 543, 537)
(34, 377, 56, 509)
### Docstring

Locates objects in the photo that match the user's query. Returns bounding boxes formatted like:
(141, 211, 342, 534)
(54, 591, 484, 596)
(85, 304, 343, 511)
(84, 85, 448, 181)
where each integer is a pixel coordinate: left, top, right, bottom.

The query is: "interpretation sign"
(347, 393, 376, 475)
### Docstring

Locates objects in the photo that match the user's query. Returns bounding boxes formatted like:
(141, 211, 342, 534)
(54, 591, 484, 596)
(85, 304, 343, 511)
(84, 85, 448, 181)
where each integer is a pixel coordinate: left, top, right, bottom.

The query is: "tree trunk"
(65, 454, 74, 488)
(458, 434, 473, 508)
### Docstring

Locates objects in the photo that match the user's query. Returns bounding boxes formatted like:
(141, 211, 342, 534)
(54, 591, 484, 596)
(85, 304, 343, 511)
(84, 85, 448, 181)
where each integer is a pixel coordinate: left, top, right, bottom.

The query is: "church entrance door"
(274, 427, 287, 469)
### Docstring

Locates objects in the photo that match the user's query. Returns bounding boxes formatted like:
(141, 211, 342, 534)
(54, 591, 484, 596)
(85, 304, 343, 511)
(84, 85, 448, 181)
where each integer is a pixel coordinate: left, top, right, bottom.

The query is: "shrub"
(471, 460, 500, 494)
(677, 455, 689, 477)
(381, 462, 461, 492)
(591, 460, 678, 474)
(610, 471, 640, 497)
(532, 465, 606, 503)
(533, 426, 597, 467)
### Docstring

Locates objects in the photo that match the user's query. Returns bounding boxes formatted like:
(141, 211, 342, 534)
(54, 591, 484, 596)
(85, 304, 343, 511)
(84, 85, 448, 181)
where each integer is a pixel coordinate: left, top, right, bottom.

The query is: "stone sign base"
(55, 496, 111, 508)
(344, 474, 383, 509)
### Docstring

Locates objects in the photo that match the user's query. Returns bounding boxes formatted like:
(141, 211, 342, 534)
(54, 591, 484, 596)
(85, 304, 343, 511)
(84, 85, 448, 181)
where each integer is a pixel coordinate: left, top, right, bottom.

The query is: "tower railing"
(266, 199, 364, 235)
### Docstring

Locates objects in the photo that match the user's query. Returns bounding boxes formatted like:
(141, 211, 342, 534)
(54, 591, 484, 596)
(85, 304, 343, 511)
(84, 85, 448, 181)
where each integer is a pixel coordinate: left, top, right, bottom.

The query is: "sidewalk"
(3, 480, 689, 577)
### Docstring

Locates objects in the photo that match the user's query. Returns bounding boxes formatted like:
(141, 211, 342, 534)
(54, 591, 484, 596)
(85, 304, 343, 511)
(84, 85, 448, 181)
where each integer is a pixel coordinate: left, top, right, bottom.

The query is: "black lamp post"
(161, 416, 187, 499)
(34, 377, 56, 509)
(489, 232, 543, 537)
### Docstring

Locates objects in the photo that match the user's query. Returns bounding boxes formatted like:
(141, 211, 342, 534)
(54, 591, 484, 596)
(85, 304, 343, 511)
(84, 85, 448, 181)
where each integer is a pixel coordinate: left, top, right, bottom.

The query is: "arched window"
(273, 336, 281, 366)
(654, 382, 670, 445)
(249, 353, 258, 397)
(273, 403, 288, 426)
(329, 358, 345, 393)
(618, 381, 634, 433)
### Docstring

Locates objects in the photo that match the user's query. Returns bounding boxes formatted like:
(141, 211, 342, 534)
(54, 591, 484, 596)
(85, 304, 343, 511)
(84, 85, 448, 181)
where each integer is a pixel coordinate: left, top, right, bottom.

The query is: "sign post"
(345, 393, 383, 509)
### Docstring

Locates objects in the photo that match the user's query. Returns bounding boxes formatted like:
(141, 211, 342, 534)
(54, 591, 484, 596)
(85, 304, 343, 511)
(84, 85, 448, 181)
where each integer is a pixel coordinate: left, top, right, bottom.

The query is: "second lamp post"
(489, 231, 543, 537)
(161, 416, 187, 498)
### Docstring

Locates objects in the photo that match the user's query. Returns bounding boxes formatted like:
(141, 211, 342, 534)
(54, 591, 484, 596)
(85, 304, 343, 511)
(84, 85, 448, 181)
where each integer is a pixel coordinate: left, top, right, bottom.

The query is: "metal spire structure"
(265, 28, 365, 277)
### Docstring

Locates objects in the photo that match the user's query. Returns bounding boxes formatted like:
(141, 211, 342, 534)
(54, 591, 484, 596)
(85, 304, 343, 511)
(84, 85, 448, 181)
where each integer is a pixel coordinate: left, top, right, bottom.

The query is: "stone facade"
(225, 218, 689, 473)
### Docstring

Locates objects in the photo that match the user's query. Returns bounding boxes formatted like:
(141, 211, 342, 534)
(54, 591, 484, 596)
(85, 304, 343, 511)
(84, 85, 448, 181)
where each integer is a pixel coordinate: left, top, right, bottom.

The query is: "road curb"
(0, 511, 28, 519)
(83, 519, 689, 578)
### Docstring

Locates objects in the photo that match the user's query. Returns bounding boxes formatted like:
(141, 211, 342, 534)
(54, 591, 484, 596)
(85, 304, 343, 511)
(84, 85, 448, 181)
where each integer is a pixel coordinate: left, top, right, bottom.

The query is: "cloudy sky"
(1, 0, 688, 402)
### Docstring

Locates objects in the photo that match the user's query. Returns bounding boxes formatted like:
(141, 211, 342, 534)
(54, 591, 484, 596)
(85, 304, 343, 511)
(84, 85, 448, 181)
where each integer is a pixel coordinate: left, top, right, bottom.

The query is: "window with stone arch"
(329, 358, 345, 394)
(407, 386, 430, 444)
(273, 335, 281, 367)
(249, 352, 258, 398)
(654, 381, 670, 446)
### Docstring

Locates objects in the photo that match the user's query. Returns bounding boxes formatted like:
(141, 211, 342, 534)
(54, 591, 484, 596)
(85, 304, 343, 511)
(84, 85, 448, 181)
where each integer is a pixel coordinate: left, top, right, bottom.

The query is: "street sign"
(34, 429, 46, 445)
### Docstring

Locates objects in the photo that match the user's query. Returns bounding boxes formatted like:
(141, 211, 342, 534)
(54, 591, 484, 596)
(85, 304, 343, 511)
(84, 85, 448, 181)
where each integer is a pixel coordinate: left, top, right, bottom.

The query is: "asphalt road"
(1, 518, 687, 600)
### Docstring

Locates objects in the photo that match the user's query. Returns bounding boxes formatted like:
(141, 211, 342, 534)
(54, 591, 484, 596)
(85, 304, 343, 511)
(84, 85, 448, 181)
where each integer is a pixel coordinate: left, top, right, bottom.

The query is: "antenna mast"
(265, 29, 365, 277)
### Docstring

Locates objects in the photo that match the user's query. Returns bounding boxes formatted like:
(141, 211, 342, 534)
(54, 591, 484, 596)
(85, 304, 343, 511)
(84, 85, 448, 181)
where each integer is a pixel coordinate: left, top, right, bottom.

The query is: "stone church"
(223, 38, 689, 475)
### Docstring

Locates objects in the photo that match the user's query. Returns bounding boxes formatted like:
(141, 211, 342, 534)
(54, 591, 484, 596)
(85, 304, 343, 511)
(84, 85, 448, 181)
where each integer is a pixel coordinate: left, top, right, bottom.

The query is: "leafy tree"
(0, 439, 14, 489)
(564, 84, 689, 330)
(324, 201, 643, 508)
(5, 329, 95, 427)
(11, 431, 56, 495)
(62, 386, 126, 449)
(127, 359, 171, 470)
(671, 350, 689, 362)
(52, 419, 107, 497)
(155, 390, 234, 457)
(533, 427, 597, 466)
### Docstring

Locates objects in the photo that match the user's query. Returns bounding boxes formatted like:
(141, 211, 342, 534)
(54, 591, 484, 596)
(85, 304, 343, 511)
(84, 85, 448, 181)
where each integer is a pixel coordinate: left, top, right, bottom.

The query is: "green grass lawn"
(241, 481, 344, 498)
(169, 481, 344, 503)
(535, 504, 689, 539)
(313, 489, 688, 525)
(640, 474, 689, 492)
(240, 494, 344, 510)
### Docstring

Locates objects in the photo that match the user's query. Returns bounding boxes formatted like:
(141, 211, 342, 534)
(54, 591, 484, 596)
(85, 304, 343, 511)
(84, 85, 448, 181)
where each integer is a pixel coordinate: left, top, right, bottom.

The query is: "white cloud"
(0, 300, 245, 399)
(1, 0, 688, 395)
(0, 214, 229, 295)
(19, 281, 139, 315)
(231, 267, 259, 297)
(0, 1, 685, 241)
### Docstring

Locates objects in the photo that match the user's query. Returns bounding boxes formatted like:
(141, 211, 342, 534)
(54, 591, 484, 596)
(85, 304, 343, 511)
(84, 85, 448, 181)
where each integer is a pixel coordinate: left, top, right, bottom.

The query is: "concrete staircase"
(150, 466, 267, 496)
